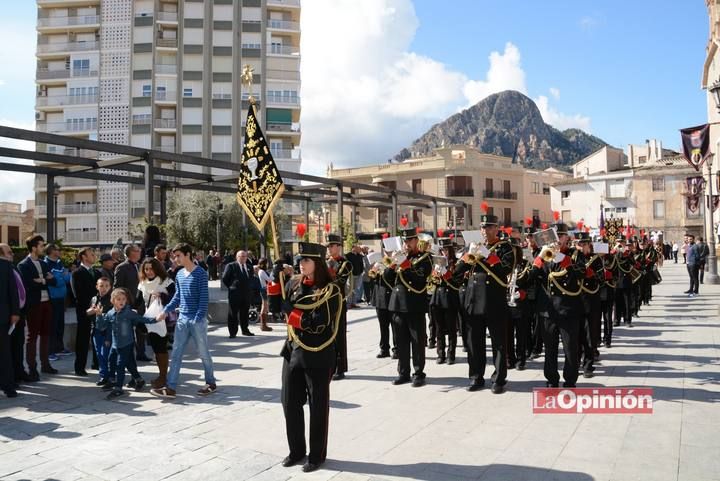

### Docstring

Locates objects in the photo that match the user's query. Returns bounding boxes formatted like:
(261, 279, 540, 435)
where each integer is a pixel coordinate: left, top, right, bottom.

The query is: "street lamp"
(53, 181, 60, 241)
(215, 199, 223, 256)
(706, 149, 719, 284)
(709, 80, 720, 112)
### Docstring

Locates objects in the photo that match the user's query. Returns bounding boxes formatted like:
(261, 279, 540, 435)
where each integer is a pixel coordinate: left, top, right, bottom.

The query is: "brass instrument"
(533, 228, 559, 263)
(465, 242, 489, 264)
(417, 233, 434, 253)
(507, 265, 520, 307)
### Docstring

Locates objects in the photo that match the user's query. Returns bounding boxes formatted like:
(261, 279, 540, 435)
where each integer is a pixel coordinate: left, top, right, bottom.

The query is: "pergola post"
(336, 184, 344, 245)
(144, 153, 155, 225)
(391, 193, 398, 234)
(432, 200, 438, 239)
(304, 199, 310, 239)
(46, 175, 56, 243)
(159, 186, 167, 225)
(463, 202, 469, 230)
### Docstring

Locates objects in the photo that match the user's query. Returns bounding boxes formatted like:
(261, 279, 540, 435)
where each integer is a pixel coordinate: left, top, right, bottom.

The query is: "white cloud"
(0, 119, 36, 210)
(534, 95, 592, 132)
(301, 7, 591, 173)
(549, 87, 561, 100)
(462, 42, 527, 106)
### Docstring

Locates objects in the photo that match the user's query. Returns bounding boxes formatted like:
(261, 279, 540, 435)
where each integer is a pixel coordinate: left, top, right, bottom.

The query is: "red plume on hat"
(324, 223, 331, 233)
(576, 219, 584, 231)
(400, 216, 408, 227)
(481, 201, 489, 214)
(525, 216, 532, 226)
(415, 227, 421, 234)
(553, 211, 560, 222)
(296, 223, 306, 238)
(381, 232, 389, 239)
(437, 228, 444, 237)
(600, 228, 606, 237)
(449, 233, 455, 239)
(541, 222, 548, 229)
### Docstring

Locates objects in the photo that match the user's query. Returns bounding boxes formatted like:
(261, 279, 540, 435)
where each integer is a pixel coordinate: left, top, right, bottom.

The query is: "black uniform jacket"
(383, 250, 433, 314)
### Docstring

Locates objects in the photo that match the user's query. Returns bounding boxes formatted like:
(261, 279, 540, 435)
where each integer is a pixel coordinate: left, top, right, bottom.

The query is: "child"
(87, 277, 113, 387)
(90, 288, 158, 400)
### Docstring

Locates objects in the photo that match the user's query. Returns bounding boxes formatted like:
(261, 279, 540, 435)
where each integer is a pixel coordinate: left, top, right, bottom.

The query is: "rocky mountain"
(397, 90, 609, 169)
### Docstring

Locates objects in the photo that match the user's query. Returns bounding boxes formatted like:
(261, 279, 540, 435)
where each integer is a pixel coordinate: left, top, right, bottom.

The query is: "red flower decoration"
(600, 228, 606, 236)
(296, 223, 306, 238)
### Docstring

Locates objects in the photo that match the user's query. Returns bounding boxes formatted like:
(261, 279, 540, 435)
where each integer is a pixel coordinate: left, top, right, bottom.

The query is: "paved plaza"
(0, 261, 718, 481)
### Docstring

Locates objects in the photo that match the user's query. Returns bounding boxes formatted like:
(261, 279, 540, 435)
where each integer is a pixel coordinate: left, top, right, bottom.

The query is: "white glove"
(478, 245, 491, 259)
(553, 252, 566, 263)
(394, 253, 407, 265)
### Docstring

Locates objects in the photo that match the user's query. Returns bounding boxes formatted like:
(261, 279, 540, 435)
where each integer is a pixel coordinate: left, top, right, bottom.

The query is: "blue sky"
(410, 0, 709, 149)
(0, 0, 713, 207)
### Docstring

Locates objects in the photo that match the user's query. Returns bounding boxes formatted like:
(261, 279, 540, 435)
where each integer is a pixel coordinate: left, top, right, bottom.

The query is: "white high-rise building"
(34, 0, 301, 245)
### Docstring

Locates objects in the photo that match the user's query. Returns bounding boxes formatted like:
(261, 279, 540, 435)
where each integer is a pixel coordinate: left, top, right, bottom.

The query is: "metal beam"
(160, 186, 167, 225)
(47, 175, 55, 243)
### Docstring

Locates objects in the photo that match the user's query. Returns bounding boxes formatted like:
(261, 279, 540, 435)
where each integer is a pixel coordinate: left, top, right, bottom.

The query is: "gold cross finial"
(241, 64, 255, 103)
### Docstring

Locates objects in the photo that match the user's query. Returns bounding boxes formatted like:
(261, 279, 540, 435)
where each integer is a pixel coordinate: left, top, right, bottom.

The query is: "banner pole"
(269, 210, 281, 263)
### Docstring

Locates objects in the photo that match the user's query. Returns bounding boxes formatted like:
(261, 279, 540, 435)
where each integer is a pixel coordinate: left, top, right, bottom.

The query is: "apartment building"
(327, 145, 570, 234)
(0, 202, 36, 246)
(34, 0, 301, 245)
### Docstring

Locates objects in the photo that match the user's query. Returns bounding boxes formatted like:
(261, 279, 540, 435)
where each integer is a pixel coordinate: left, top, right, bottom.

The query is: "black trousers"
(11, 318, 25, 380)
(614, 288, 632, 325)
(228, 299, 250, 336)
(74, 309, 93, 372)
(458, 308, 469, 350)
(281, 360, 332, 464)
(601, 289, 615, 345)
(334, 304, 348, 375)
(0, 326, 14, 391)
(376, 308, 394, 353)
(392, 311, 426, 379)
(509, 306, 531, 365)
(531, 310, 544, 355)
(542, 312, 579, 387)
(427, 309, 436, 345)
(431, 305, 457, 359)
(466, 311, 508, 386)
(688, 264, 699, 293)
(698, 261, 706, 284)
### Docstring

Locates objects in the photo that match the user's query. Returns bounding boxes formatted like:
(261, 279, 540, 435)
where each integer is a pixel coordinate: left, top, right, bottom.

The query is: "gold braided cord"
(399, 269, 428, 294)
(474, 259, 509, 288)
(286, 283, 342, 352)
(549, 273, 583, 296)
(581, 284, 600, 294)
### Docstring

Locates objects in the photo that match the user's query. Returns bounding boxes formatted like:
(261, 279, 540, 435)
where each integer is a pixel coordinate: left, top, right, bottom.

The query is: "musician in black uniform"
(429, 238, 461, 365)
(383, 228, 433, 387)
(630, 238, 643, 317)
(641, 236, 658, 304)
(280, 242, 343, 473)
(530, 222, 583, 388)
(614, 236, 635, 327)
(576, 232, 603, 376)
(510, 236, 532, 371)
(600, 238, 618, 348)
(326, 234, 352, 380)
(526, 229, 543, 359)
(369, 257, 396, 358)
(453, 214, 515, 393)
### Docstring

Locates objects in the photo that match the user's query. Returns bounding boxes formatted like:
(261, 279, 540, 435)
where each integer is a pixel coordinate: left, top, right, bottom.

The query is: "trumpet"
(368, 262, 387, 279)
(465, 242, 489, 264)
(382, 249, 408, 269)
(507, 266, 521, 307)
(539, 244, 557, 263)
(417, 233, 435, 253)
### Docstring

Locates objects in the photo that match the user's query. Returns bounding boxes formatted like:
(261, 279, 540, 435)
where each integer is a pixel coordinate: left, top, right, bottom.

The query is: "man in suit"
(0, 253, 20, 397)
(114, 244, 150, 361)
(71, 247, 98, 376)
(18, 235, 58, 380)
(222, 250, 255, 337)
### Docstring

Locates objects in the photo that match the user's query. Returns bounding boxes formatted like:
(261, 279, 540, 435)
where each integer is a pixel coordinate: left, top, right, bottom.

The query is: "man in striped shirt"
(150, 243, 217, 399)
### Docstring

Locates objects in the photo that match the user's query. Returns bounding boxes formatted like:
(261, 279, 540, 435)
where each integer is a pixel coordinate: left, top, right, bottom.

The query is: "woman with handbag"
(138, 258, 175, 389)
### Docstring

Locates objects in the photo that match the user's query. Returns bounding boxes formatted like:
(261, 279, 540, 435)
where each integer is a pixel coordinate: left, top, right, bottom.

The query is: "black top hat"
(298, 242, 327, 259)
(553, 222, 569, 235)
(575, 232, 591, 242)
(99, 253, 113, 262)
(480, 214, 498, 227)
(325, 233, 342, 246)
(400, 227, 418, 240)
(438, 237, 453, 248)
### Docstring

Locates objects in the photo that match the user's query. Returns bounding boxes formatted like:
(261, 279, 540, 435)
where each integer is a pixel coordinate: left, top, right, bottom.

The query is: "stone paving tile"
(1, 264, 719, 481)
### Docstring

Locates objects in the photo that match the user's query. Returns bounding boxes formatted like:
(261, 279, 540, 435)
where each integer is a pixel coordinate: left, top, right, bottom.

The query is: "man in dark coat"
(222, 250, 256, 337)
(71, 247, 98, 376)
(0, 254, 20, 397)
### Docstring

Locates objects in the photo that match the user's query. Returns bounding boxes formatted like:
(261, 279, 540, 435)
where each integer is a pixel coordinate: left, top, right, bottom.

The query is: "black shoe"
(228, 335, 237, 339)
(448, 355, 456, 365)
(102, 383, 115, 392)
(106, 390, 126, 400)
(75, 370, 89, 377)
(3, 388, 17, 398)
(583, 370, 594, 379)
(96, 378, 110, 387)
(127, 378, 137, 389)
(508, 361, 517, 370)
(302, 462, 321, 473)
(332, 373, 345, 381)
(604, 342, 611, 348)
(412, 377, 426, 388)
(517, 362, 526, 371)
(467, 379, 485, 392)
(391, 351, 399, 360)
(41, 366, 58, 375)
(436, 357, 446, 364)
(27, 370, 40, 382)
(491, 383, 505, 394)
(428, 341, 436, 349)
(136, 355, 152, 362)
(593, 353, 600, 363)
(613, 322, 620, 327)
(281, 455, 304, 468)
(392, 376, 411, 386)
(376, 351, 390, 359)
(531, 352, 541, 360)
(134, 379, 146, 391)
(241, 330, 255, 336)
(546, 382, 559, 388)
(683, 290, 692, 294)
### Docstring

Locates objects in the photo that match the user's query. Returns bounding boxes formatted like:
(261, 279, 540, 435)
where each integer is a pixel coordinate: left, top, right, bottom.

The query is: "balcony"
(266, 92, 300, 106)
(267, 0, 300, 7)
(271, 148, 301, 160)
(266, 69, 300, 81)
(268, 20, 300, 31)
(154, 119, 177, 129)
(156, 11, 178, 23)
(266, 122, 301, 135)
(156, 37, 178, 48)
(36, 94, 98, 108)
(131, 200, 162, 218)
(157, 145, 176, 153)
(483, 190, 518, 200)
(155, 90, 177, 102)
(37, 120, 98, 133)
(447, 189, 474, 197)
(37, 15, 99, 29)
(36, 68, 98, 80)
(155, 64, 177, 75)
(269, 45, 300, 56)
(64, 231, 99, 242)
(35, 176, 98, 189)
(36, 203, 97, 215)
(37, 41, 99, 55)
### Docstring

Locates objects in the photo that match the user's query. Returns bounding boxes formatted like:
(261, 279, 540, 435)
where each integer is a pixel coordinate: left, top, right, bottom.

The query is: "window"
(446, 176, 472, 196)
(72, 59, 90, 72)
(542, 183, 550, 195)
(377, 207, 389, 228)
(378, 180, 396, 190)
(531, 181, 540, 194)
(653, 200, 665, 219)
(142, 85, 151, 97)
(503, 208, 512, 226)
(412, 209, 422, 226)
(485, 178, 493, 193)
(561, 190, 570, 198)
(412, 179, 422, 194)
(532, 209, 540, 218)
(638, 155, 647, 164)
(503, 180, 511, 194)
(652, 177, 665, 192)
(183, 88, 192, 97)
(448, 206, 467, 227)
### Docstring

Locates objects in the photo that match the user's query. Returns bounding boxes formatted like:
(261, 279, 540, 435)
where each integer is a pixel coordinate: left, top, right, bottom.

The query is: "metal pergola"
(0, 125, 468, 243)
